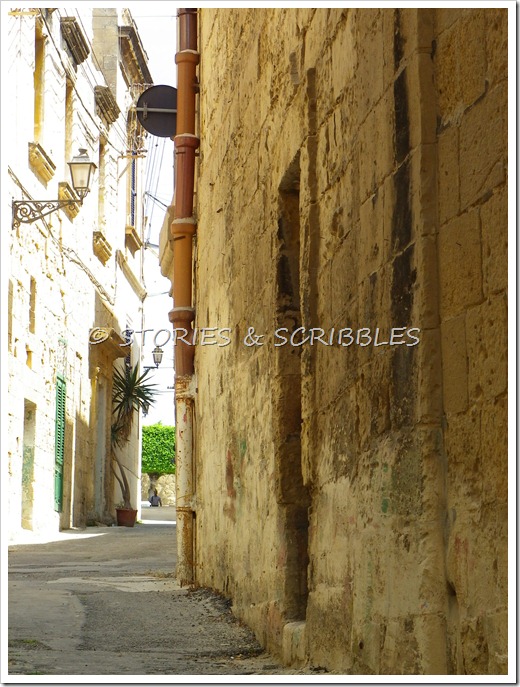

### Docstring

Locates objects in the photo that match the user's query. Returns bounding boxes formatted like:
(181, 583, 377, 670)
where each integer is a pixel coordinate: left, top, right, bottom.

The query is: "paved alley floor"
(7, 509, 321, 679)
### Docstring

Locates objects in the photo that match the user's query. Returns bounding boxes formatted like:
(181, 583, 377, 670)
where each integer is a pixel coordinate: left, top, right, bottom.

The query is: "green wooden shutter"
(54, 374, 66, 512)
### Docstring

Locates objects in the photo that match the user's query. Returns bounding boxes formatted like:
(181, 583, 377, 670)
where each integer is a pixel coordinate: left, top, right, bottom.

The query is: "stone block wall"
(7, 8, 149, 539)
(193, 8, 508, 674)
(92, 9, 119, 95)
(434, 8, 508, 674)
(141, 473, 176, 506)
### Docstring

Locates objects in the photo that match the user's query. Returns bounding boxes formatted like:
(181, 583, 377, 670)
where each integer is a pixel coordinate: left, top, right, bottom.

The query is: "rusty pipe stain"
(175, 389, 195, 585)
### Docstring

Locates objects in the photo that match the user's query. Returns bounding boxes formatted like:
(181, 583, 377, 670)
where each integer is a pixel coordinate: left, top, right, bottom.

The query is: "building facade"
(7, 8, 152, 539)
(159, 7, 509, 675)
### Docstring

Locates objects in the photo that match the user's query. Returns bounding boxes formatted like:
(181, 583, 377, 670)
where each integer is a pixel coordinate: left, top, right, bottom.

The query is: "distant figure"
(149, 489, 162, 507)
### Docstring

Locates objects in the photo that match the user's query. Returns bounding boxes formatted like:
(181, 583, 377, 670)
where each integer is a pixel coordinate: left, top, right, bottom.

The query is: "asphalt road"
(7, 508, 320, 679)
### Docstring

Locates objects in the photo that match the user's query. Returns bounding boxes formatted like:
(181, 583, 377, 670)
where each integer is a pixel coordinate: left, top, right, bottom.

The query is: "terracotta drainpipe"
(170, 7, 199, 586)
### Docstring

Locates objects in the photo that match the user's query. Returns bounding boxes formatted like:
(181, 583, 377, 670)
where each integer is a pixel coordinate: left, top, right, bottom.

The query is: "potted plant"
(111, 363, 157, 527)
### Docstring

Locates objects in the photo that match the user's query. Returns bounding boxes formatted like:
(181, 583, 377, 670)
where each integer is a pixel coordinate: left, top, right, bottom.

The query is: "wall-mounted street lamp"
(12, 148, 97, 227)
(152, 346, 164, 368)
(144, 346, 164, 371)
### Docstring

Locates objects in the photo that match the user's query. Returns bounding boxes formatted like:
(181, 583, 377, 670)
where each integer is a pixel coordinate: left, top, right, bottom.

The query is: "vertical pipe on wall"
(175, 377, 195, 585)
(171, 8, 199, 586)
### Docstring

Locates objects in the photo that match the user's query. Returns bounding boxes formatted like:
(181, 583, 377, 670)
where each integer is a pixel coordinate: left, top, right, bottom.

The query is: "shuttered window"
(54, 374, 66, 512)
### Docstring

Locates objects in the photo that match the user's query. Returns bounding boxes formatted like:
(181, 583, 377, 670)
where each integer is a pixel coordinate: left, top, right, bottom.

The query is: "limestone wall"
(8, 9, 150, 538)
(434, 8, 508, 674)
(192, 8, 507, 674)
(141, 473, 176, 506)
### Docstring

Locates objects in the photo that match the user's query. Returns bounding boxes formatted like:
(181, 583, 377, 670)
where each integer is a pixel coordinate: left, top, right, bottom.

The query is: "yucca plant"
(111, 363, 157, 510)
(112, 364, 157, 439)
(112, 453, 134, 510)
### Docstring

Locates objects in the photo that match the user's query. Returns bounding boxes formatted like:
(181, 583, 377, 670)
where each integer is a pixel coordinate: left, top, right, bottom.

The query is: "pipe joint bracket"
(175, 50, 200, 66)
(171, 218, 197, 239)
(169, 307, 196, 331)
(174, 134, 200, 149)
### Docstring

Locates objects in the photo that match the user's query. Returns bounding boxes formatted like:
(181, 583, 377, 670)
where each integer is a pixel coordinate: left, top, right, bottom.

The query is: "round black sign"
(136, 85, 177, 138)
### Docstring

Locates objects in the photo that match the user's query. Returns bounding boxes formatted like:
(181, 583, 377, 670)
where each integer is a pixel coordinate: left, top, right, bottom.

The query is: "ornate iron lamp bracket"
(12, 198, 82, 228)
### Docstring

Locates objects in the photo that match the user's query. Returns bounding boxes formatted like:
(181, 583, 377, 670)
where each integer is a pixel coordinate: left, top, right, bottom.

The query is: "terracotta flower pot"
(115, 508, 137, 527)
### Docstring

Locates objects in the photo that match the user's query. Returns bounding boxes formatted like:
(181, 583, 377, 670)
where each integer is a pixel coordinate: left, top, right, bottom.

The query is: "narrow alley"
(8, 509, 320, 678)
(6, 6, 509, 678)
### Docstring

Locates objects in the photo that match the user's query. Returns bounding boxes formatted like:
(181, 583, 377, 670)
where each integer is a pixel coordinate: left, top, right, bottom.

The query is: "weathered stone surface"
(485, 9, 508, 88)
(438, 209, 483, 318)
(438, 125, 459, 225)
(8, 9, 151, 538)
(432, 10, 508, 673)
(458, 80, 507, 211)
(441, 314, 468, 415)
(435, 10, 487, 125)
(480, 185, 508, 297)
(178, 6, 509, 676)
(466, 294, 508, 402)
(141, 473, 176, 506)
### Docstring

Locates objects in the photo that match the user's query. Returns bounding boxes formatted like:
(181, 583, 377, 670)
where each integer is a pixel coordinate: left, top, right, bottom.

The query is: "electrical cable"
(39, 10, 126, 157)
(71, 9, 149, 151)
(35, 9, 170, 298)
(145, 192, 168, 209)
(74, 15, 136, 152)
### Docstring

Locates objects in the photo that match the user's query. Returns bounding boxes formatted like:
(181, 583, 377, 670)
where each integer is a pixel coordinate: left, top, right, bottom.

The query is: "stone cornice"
(60, 16, 90, 65)
(93, 230, 113, 264)
(125, 225, 143, 256)
(94, 85, 120, 127)
(89, 327, 130, 362)
(28, 142, 56, 184)
(58, 181, 80, 221)
(119, 24, 152, 86)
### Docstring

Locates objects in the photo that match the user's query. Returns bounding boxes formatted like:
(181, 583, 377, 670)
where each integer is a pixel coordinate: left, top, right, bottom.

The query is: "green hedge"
(141, 424, 176, 474)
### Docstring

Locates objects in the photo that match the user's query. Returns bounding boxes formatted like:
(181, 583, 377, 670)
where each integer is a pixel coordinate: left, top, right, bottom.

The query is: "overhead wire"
(39, 6, 161, 249)
(40, 8, 152, 157)
(38, 9, 127, 157)
(39, 8, 171, 269)
(69, 8, 140, 151)
(74, 8, 155, 154)
(145, 192, 168, 209)
(144, 135, 169, 245)
(10, 10, 174, 324)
